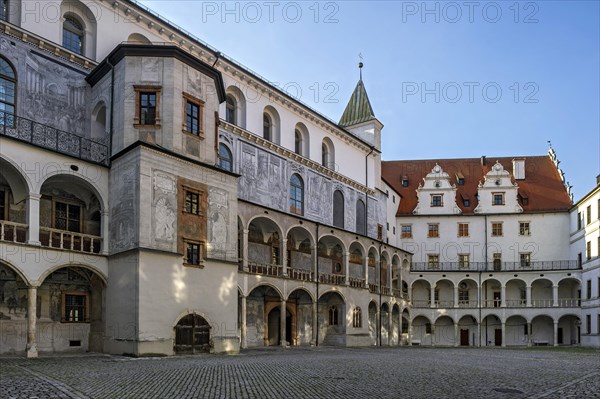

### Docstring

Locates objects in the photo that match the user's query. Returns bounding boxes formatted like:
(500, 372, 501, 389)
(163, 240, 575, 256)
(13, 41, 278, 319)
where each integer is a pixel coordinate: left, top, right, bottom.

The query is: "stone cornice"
(220, 120, 375, 196)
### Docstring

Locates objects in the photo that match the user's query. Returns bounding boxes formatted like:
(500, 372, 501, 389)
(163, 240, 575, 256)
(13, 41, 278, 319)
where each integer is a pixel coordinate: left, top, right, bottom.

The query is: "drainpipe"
(379, 242, 383, 346)
(315, 222, 320, 346)
(365, 146, 375, 235)
(480, 214, 487, 347)
(107, 58, 115, 165)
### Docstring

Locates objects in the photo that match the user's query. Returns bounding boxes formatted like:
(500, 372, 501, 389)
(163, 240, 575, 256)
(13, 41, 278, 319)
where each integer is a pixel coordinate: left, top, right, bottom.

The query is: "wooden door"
(494, 329, 502, 346)
(460, 329, 469, 346)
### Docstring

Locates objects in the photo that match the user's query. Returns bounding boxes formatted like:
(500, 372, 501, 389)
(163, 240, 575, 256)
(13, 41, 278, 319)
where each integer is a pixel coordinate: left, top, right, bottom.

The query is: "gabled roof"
(339, 79, 376, 127)
(382, 156, 572, 216)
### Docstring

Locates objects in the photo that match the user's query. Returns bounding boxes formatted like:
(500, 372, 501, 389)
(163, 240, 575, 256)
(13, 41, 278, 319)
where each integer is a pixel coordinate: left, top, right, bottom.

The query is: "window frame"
(430, 194, 443, 207)
(182, 92, 204, 138)
(61, 291, 89, 323)
(263, 113, 272, 141)
(352, 307, 362, 328)
(184, 190, 201, 216)
(519, 221, 531, 236)
(491, 222, 503, 237)
(225, 94, 236, 125)
(133, 85, 162, 128)
(62, 14, 85, 55)
(458, 254, 470, 269)
(0, 0, 7, 22)
(458, 223, 469, 237)
(184, 240, 204, 267)
(401, 225, 412, 239)
(289, 173, 304, 216)
(427, 223, 439, 238)
(427, 254, 440, 269)
(53, 199, 82, 233)
(0, 55, 16, 124)
(492, 192, 505, 206)
(217, 143, 233, 172)
(519, 252, 531, 268)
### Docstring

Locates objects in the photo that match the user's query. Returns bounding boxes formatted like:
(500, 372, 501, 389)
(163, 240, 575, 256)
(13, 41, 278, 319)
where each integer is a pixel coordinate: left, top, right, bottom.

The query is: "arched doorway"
(319, 291, 345, 346)
(174, 313, 211, 354)
(267, 307, 292, 346)
(368, 301, 378, 345)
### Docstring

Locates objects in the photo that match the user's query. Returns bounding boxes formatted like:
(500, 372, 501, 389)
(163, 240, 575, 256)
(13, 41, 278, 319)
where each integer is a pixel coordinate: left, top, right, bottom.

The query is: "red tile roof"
(382, 156, 572, 216)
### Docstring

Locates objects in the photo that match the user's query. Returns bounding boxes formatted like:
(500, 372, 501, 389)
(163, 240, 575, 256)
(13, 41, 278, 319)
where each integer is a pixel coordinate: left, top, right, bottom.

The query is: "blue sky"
(139, 0, 599, 199)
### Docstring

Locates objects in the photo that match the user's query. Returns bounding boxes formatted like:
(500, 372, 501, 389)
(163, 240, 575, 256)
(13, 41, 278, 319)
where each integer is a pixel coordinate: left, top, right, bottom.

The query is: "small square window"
(458, 223, 469, 237)
(458, 178, 465, 186)
(185, 242, 203, 266)
(401, 225, 412, 238)
(493, 193, 505, 206)
(458, 254, 469, 268)
(402, 178, 409, 187)
(62, 292, 88, 322)
(427, 255, 439, 269)
(491, 222, 503, 237)
(185, 191, 200, 215)
(431, 195, 443, 207)
(463, 199, 470, 207)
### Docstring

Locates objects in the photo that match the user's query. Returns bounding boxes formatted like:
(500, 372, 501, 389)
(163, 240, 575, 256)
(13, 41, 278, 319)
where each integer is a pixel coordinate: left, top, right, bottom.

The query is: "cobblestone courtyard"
(1, 347, 599, 399)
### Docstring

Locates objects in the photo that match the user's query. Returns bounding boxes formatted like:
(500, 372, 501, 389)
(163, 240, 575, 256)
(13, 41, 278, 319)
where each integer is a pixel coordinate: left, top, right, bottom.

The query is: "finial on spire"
(547, 140, 552, 149)
(358, 53, 363, 80)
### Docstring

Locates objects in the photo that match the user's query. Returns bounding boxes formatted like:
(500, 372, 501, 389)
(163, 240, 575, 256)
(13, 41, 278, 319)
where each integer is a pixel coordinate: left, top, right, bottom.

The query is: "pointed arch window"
(0, 56, 16, 126)
(63, 15, 84, 55)
(263, 113, 272, 141)
(225, 95, 236, 124)
(329, 305, 339, 325)
(333, 190, 344, 228)
(218, 143, 233, 172)
(289, 174, 304, 215)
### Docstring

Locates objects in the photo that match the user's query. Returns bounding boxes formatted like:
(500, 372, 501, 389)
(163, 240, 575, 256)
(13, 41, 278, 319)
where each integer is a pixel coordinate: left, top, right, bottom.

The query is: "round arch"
(0, 259, 31, 286)
(318, 289, 346, 303)
(287, 287, 315, 303)
(37, 262, 108, 286)
(127, 33, 151, 44)
(0, 155, 34, 203)
(247, 215, 284, 237)
(247, 282, 284, 299)
(39, 173, 107, 212)
(285, 225, 316, 247)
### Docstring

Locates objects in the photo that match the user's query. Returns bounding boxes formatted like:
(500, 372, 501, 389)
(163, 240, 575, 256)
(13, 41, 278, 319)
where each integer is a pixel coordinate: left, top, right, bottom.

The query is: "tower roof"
(338, 78, 376, 127)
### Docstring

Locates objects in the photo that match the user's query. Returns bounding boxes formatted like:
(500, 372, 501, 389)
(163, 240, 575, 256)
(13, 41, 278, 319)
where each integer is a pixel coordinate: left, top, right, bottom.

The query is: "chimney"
(481, 156, 486, 166)
(596, 174, 600, 186)
(513, 159, 525, 180)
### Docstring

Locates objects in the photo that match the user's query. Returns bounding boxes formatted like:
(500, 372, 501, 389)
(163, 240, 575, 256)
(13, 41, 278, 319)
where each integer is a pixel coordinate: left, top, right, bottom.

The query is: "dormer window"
(401, 176, 409, 187)
(458, 178, 464, 186)
(493, 193, 505, 206)
(463, 199, 470, 207)
(431, 194, 443, 207)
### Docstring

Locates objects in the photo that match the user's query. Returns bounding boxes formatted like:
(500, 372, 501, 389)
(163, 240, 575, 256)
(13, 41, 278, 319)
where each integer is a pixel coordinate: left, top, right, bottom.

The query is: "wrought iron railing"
(411, 260, 580, 272)
(0, 112, 109, 166)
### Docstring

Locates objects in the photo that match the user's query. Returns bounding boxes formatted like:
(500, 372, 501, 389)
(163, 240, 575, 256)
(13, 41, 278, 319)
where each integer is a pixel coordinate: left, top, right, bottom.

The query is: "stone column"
(501, 285, 506, 308)
(501, 322, 506, 347)
(26, 286, 38, 358)
(453, 286, 459, 308)
(552, 285, 559, 307)
(280, 299, 287, 347)
(312, 245, 318, 283)
(241, 295, 247, 349)
(242, 229, 249, 271)
(344, 252, 350, 286)
(363, 257, 369, 288)
(399, 314, 403, 346)
(527, 322, 532, 347)
(553, 321, 559, 347)
(311, 300, 318, 346)
(27, 194, 41, 245)
(477, 322, 481, 347)
(407, 319, 413, 346)
(526, 285, 532, 307)
(100, 210, 109, 254)
(454, 323, 459, 347)
(388, 309, 392, 346)
(430, 324, 436, 347)
(430, 285, 436, 308)
(281, 239, 288, 276)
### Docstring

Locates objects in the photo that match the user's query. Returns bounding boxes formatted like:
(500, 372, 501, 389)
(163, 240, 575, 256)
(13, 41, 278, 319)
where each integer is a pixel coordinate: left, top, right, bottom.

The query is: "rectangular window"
(185, 191, 200, 215)
(386, 222, 389, 231)
(140, 92, 157, 125)
(587, 280, 592, 299)
(377, 224, 383, 240)
(458, 289, 469, 302)
(458, 178, 465, 186)
(577, 253, 582, 267)
(587, 241, 592, 260)
(392, 195, 396, 203)
(586, 315, 591, 335)
(425, 322, 432, 334)
(431, 194, 443, 207)
(428, 224, 439, 238)
(427, 254, 439, 269)
(185, 101, 200, 135)
(520, 253, 531, 268)
(587, 205, 592, 225)
(185, 242, 202, 266)
(0, 0, 7, 21)
(463, 199, 470, 207)
(577, 212, 582, 230)
(491, 222, 503, 237)
(0, 190, 6, 220)
(402, 177, 409, 187)
(54, 201, 81, 233)
(519, 222, 530, 236)
(458, 254, 470, 269)
(598, 277, 600, 297)
(458, 223, 469, 237)
(401, 225, 412, 238)
(493, 193, 505, 206)
(62, 292, 88, 322)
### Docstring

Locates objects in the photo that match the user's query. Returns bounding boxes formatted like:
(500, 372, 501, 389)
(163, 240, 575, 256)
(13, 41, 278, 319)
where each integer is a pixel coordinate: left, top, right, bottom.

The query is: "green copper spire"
(339, 62, 376, 127)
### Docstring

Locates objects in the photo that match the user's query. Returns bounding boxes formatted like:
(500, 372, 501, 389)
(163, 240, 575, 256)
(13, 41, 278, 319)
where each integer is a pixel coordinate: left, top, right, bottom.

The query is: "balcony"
(318, 272, 345, 286)
(287, 267, 313, 282)
(411, 260, 580, 272)
(0, 112, 109, 166)
(0, 220, 28, 244)
(247, 262, 282, 277)
(39, 227, 102, 254)
(349, 277, 366, 289)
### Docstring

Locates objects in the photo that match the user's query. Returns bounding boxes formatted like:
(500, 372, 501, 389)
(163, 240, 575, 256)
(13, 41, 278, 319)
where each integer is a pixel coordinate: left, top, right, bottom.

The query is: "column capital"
(28, 193, 42, 200)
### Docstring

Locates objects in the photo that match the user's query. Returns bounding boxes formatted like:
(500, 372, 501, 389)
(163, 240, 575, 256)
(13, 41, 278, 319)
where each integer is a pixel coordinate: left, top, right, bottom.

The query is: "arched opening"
(293, 122, 310, 157)
(411, 279, 431, 308)
(391, 257, 400, 297)
(39, 175, 103, 253)
(380, 302, 390, 345)
(262, 106, 280, 144)
(505, 279, 527, 307)
(332, 190, 344, 228)
(401, 309, 410, 345)
(247, 217, 283, 275)
(368, 301, 378, 345)
(246, 285, 282, 347)
(286, 226, 313, 281)
(457, 315, 478, 346)
(434, 315, 454, 346)
(319, 291, 345, 345)
(289, 174, 304, 216)
(355, 199, 366, 235)
(127, 33, 151, 44)
(348, 242, 365, 287)
(0, 262, 29, 354)
(0, 55, 16, 123)
(218, 143, 233, 172)
(60, 2, 98, 59)
(482, 278, 502, 308)
(531, 315, 554, 346)
(531, 278, 554, 307)
(557, 314, 580, 345)
(91, 102, 107, 140)
(434, 279, 454, 307)
(317, 236, 345, 285)
(0, 157, 29, 243)
(224, 86, 246, 128)
(321, 137, 335, 169)
(481, 314, 502, 346)
(457, 279, 477, 308)
(287, 289, 313, 346)
(558, 278, 581, 307)
(505, 315, 528, 346)
(380, 253, 390, 294)
(63, 14, 85, 54)
(367, 248, 379, 290)
(412, 315, 432, 346)
(391, 304, 400, 345)
(174, 313, 211, 354)
(39, 265, 106, 353)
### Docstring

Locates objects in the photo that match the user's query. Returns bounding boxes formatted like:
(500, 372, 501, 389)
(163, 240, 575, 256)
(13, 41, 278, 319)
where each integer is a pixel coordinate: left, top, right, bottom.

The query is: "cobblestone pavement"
(1, 347, 599, 399)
